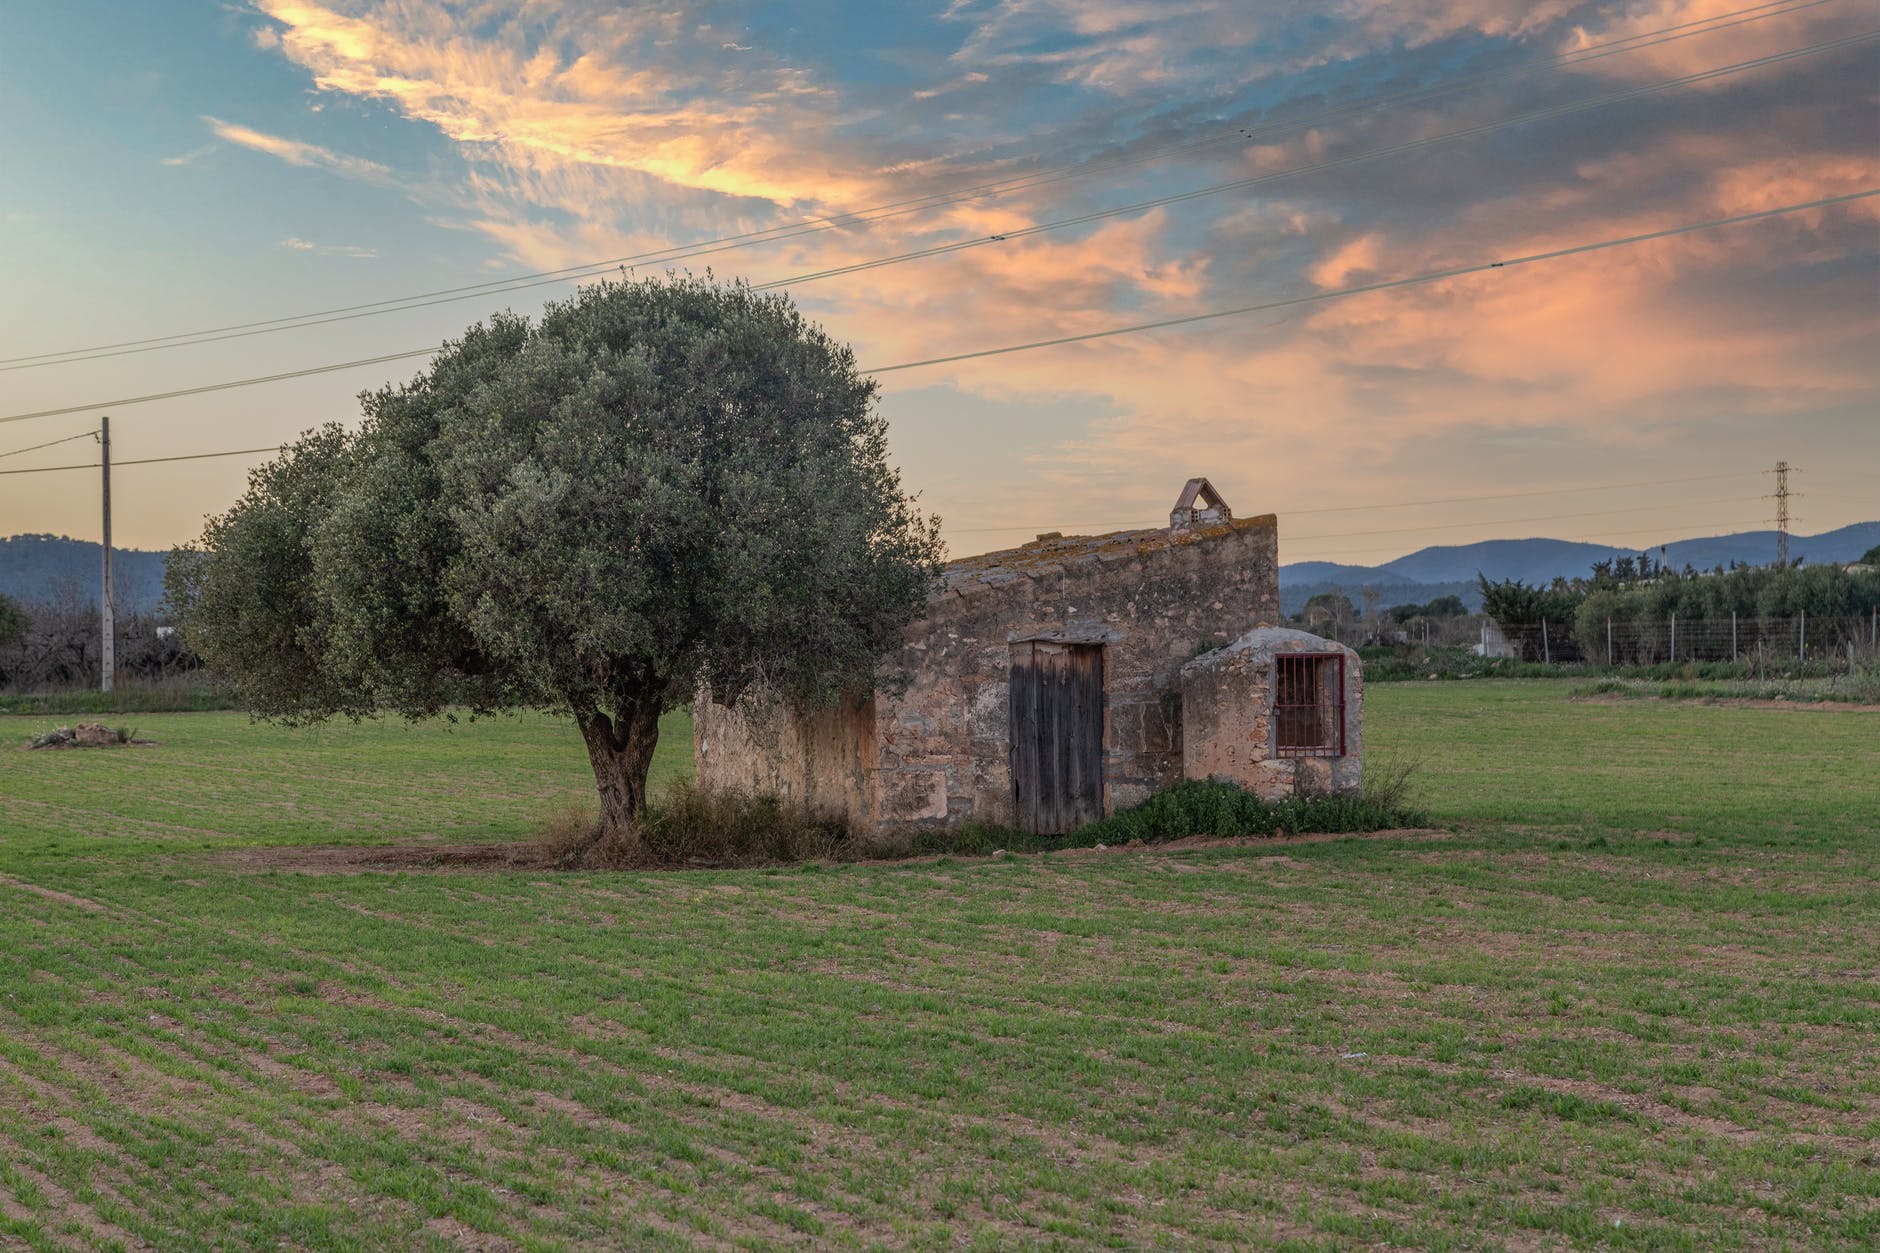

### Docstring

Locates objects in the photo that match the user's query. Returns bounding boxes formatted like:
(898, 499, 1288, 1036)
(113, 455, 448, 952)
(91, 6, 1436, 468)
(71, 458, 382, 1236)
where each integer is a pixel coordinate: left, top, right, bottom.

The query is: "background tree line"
(1479, 549, 1880, 661)
(0, 583, 196, 692)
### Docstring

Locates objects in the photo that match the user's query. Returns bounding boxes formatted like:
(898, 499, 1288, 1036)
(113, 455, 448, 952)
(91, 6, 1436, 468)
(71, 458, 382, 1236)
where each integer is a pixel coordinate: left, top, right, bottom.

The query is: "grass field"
(1, 683, 1875, 1250)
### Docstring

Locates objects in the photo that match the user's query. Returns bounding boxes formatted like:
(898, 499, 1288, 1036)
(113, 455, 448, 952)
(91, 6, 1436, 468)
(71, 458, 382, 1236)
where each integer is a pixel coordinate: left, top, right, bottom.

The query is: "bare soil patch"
(0, 871, 107, 912)
(219, 842, 544, 873)
(217, 827, 1449, 876)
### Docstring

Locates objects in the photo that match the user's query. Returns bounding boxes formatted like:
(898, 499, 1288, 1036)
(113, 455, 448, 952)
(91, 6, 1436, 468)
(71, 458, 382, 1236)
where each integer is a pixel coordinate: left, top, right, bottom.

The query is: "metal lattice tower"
(1771, 461, 1792, 567)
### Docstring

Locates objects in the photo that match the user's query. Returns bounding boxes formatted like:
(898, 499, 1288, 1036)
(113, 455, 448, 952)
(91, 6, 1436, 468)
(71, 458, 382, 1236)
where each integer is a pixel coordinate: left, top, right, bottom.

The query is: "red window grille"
(1274, 652, 1345, 758)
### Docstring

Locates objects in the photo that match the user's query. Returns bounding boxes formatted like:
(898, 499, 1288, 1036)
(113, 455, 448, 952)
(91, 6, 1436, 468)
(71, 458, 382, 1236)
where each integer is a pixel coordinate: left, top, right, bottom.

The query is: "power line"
(0, 1, 1850, 374)
(0, 442, 1792, 550)
(0, 429, 98, 461)
(768, 30, 1880, 294)
(1284, 496, 1760, 543)
(3, 185, 1869, 430)
(943, 471, 1764, 533)
(1289, 517, 1778, 562)
(0, 446, 284, 475)
(0, 350, 431, 427)
(953, 493, 1766, 543)
(860, 188, 1879, 373)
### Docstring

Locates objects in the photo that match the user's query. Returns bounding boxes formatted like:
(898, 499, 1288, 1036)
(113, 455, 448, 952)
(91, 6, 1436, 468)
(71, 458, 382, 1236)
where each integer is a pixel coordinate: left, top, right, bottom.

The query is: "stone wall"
(875, 515, 1279, 827)
(693, 693, 878, 826)
(695, 513, 1282, 830)
(1180, 627, 1363, 798)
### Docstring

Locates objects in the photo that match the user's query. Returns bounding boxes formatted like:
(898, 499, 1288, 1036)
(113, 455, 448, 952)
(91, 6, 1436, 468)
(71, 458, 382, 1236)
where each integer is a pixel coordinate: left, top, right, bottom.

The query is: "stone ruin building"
(694, 478, 1363, 834)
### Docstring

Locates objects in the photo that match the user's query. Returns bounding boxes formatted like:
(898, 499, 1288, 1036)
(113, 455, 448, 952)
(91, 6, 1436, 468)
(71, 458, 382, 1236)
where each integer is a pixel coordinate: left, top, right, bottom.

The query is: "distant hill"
(0, 535, 170, 613)
(5, 522, 1877, 618)
(1276, 522, 1880, 615)
(1654, 524, 1880, 571)
(1374, 538, 1624, 587)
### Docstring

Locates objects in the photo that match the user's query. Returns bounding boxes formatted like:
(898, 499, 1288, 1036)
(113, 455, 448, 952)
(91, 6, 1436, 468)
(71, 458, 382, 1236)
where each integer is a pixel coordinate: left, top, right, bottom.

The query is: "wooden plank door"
(1010, 642, 1104, 834)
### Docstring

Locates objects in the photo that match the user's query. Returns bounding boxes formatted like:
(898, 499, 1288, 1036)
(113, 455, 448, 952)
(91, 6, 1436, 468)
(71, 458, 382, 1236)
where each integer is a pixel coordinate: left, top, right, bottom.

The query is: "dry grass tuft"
(532, 785, 852, 870)
(642, 782, 851, 867)
(532, 802, 608, 868)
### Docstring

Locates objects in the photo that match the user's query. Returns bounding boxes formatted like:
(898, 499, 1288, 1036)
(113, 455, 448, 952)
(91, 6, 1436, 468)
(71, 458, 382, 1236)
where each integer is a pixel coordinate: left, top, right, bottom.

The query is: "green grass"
(0, 683, 1876, 1249)
(1573, 674, 1880, 704)
(1360, 644, 1876, 687)
(0, 678, 240, 716)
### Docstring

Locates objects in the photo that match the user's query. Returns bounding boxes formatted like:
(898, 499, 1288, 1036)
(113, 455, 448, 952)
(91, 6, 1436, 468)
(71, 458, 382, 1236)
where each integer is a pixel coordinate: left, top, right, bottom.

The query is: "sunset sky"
(1, 0, 1874, 564)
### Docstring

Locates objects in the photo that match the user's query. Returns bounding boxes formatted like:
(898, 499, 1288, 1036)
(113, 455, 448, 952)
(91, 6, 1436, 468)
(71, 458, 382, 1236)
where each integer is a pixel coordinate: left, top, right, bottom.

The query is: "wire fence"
(1306, 610, 1880, 671)
(1495, 613, 1880, 668)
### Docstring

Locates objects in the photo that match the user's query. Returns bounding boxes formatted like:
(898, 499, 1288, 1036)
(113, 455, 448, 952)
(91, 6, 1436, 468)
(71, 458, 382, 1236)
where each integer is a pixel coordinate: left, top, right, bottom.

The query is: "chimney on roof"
(1169, 477, 1231, 531)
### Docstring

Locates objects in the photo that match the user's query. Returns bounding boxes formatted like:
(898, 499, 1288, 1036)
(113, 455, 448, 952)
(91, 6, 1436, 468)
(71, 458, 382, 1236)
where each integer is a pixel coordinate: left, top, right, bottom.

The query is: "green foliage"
(894, 774, 1420, 858)
(170, 276, 945, 832)
(1472, 563, 1880, 662)
(0, 592, 24, 652)
(1476, 575, 1581, 659)
(1300, 591, 1356, 626)
(1359, 645, 1539, 681)
(1387, 594, 1467, 623)
(165, 424, 360, 721)
(1573, 562, 1880, 656)
(1074, 778, 1412, 844)
(1860, 543, 1880, 566)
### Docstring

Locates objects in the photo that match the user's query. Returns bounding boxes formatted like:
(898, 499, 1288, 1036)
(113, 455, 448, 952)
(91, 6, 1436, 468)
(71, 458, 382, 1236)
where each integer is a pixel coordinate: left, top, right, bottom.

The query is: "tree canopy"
(1387, 594, 1468, 623)
(1299, 591, 1355, 627)
(170, 276, 944, 845)
(0, 592, 26, 657)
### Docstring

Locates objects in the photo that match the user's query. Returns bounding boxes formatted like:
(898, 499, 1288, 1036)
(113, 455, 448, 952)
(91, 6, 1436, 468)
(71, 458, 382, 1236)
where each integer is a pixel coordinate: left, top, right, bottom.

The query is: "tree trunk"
(574, 698, 663, 853)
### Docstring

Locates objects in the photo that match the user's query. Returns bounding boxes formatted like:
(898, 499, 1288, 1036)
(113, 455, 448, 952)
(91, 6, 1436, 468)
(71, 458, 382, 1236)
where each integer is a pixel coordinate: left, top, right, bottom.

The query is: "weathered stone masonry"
(695, 480, 1362, 833)
(1181, 627, 1363, 798)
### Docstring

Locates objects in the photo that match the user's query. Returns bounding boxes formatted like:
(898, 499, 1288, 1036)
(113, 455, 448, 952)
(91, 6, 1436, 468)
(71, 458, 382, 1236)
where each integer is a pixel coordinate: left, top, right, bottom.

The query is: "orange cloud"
(1555, 0, 1874, 81)
(212, 0, 1878, 562)
(254, 0, 879, 209)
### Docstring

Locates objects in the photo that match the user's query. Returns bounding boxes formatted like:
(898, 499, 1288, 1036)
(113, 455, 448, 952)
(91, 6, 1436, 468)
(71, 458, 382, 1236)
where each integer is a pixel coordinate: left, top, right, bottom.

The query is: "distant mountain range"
(0, 534, 170, 613)
(4, 523, 1877, 617)
(1275, 522, 1880, 614)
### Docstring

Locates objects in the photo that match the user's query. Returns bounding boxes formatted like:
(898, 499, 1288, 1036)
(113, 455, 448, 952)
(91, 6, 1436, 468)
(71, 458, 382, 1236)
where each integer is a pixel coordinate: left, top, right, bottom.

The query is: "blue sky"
(1, 1, 1875, 561)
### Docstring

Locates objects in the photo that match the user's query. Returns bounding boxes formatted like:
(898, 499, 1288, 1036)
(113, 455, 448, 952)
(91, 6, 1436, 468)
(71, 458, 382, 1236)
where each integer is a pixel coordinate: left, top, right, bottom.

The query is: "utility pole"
(1769, 460, 1794, 567)
(100, 416, 114, 694)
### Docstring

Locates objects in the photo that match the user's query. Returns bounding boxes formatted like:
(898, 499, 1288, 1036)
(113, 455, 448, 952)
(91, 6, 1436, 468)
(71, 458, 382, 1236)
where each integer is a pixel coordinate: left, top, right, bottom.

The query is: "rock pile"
(28, 723, 125, 749)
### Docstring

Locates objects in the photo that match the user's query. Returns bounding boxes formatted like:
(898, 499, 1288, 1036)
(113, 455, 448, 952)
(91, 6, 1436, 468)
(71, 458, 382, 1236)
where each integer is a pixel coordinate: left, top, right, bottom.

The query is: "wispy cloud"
(279, 237, 377, 257)
(161, 144, 218, 168)
(203, 114, 399, 187)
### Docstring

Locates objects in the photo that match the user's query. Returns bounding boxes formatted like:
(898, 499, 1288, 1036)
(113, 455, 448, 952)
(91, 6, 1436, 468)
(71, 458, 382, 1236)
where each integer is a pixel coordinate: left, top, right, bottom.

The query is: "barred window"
(1275, 653, 1345, 758)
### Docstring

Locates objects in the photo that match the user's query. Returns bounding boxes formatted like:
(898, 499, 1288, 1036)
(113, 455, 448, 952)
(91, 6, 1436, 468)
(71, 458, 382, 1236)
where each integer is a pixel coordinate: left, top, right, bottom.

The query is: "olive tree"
(170, 277, 944, 844)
